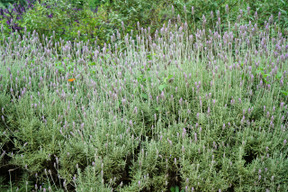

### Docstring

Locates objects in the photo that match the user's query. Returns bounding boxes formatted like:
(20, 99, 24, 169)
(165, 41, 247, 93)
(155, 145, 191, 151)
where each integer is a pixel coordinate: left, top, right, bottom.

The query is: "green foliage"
(68, 0, 101, 10)
(1, 0, 288, 54)
(17, 0, 76, 43)
(1, 0, 288, 191)
(170, 185, 184, 192)
(74, 165, 113, 192)
(66, 5, 113, 47)
(0, 0, 25, 8)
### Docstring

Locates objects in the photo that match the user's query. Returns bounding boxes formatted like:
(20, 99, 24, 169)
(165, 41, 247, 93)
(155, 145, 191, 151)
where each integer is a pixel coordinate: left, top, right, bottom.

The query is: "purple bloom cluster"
(0, 4, 287, 192)
(0, 0, 38, 33)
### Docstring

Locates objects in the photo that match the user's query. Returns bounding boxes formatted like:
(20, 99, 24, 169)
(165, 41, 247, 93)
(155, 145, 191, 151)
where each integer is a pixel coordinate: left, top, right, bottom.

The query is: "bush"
(1, 4, 288, 190)
(1, 0, 287, 57)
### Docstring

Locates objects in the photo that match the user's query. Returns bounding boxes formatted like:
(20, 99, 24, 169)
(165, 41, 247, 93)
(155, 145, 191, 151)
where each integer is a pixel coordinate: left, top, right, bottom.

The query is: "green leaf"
(256, 69, 263, 74)
(89, 61, 96, 66)
(67, 64, 74, 71)
(257, 66, 265, 72)
(56, 66, 65, 72)
(167, 74, 173, 79)
(158, 84, 167, 91)
(175, 186, 180, 192)
(280, 90, 288, 96)
(170, 186, 180, 192)
(279, 8, 287, 14)
(276, 72, 282, 80)
(141, 93, 148, 99)
(137, 75, 144, 82)
(164, 74, 174, 83)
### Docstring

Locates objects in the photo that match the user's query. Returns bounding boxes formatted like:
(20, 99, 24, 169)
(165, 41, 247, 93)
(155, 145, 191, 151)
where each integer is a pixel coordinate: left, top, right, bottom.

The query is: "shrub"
(1, 1, 288, 191)
(1, 6, 288, 190)
(1, 0, 288, 57)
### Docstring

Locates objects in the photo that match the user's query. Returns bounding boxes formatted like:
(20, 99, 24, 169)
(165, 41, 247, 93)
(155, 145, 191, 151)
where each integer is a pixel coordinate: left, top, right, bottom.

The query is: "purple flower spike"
(225, 5, 229, 14)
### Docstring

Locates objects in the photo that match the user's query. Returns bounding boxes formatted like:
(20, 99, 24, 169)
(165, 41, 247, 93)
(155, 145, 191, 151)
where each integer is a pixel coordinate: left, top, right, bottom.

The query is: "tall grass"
(0, 5, 288, 192)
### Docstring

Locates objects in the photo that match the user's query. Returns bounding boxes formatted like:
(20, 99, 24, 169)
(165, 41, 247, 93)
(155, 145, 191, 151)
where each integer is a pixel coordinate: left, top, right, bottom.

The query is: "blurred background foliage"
(0, 0, 287, 54)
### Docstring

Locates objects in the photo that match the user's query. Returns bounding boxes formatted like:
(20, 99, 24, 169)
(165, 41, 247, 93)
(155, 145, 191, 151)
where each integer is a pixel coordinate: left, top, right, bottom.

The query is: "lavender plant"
(0, 4, 288, 192)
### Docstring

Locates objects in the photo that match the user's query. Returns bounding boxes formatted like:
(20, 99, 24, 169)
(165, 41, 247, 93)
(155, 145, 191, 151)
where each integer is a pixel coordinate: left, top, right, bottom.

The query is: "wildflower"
(179, 98, 183, 105)
(160, 91, 165, 99)
(225, 4, 229, 14)
(133, 107, 138, 114)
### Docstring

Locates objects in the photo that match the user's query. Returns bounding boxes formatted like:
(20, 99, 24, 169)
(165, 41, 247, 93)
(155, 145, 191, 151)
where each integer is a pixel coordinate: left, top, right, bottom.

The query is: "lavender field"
(0, 3, 288, 192)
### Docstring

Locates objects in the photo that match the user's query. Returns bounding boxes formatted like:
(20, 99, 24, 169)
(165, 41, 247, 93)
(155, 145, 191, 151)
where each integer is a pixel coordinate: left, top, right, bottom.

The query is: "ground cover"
(0, 2, 288, 192)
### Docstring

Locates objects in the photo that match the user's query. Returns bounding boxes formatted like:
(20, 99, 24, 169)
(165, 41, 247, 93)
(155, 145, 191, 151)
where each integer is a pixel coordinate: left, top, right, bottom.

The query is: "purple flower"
(122, 98, 126, 105)
(207, 107, 210, 114)
(133, 107, 138, 114)
(92, 6, 98, 13)
(225, 4, 229, 13)
(167, 138, 172, 146)
(179, 98, 183, 105)
(182, 128, 186, 138)
(47, 13, 53, 18)
(160, 91, 165, 99)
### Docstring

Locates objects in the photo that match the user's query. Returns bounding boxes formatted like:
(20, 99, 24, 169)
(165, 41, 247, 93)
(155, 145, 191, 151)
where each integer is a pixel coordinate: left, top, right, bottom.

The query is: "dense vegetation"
(0, 0, 288, 191)
(1, 0, 288, 51)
